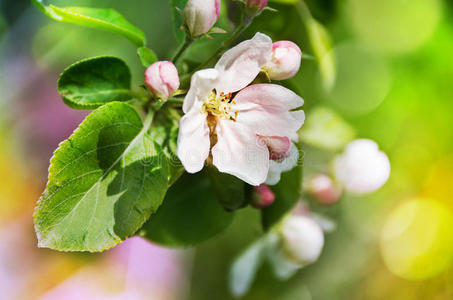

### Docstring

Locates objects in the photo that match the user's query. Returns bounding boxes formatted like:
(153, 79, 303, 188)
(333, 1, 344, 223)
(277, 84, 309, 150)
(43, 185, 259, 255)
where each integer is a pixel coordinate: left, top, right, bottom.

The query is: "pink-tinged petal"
(177, 104, 210, 173)
(234, 84, 305, 140)
(212, 120, 269, 186)
(145, 61, 180, 98)
(183, 0, 220, 37)
(260, 136, 291, 160)
(215, 33, 272, 93)
(183, 68, 219, 113)
(266, 143, 299, 185)
(265, 41, 302, 80)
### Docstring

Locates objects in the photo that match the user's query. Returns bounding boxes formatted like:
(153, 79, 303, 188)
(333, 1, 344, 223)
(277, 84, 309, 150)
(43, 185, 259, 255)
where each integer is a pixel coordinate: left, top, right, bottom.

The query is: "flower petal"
(177, 104, 210, 173)
(234, 84, 305, 140)
(212, 120, 269, 186)
(260, 136, 291, 160)
(265, 143, 299, 185)
(215, 33, 272, 93)
(183, 68, 219, 113)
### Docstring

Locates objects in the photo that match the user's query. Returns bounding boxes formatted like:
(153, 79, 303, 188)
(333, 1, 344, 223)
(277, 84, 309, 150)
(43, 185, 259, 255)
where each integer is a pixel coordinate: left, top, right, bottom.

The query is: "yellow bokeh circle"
(380, 198, 453, 280)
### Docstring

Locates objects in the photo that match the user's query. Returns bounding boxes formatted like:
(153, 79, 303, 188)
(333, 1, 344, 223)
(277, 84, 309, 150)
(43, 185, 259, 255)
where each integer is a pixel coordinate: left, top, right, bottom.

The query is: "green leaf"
(34, 102, 169, 252)
(32, 0, 146, 47)
(57, 56, 133, 110)
(207, 167, 247, 211)
(170, 0, 189, 43)
(137, 47, 158, 68)
(140, 171, 235, 247)
(261, 145, 303, 230)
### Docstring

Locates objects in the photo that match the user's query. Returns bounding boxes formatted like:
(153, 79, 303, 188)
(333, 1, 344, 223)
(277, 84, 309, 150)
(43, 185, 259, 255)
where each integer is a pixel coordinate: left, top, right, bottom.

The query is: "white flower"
(280, 215, 325, 266)
(177, 33, 305, 186)
(333, 139, 391, 194)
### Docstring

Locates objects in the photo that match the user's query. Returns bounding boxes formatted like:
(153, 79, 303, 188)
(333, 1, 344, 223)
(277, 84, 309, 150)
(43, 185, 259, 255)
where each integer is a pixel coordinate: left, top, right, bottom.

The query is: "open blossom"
(280, 215, 324, 266)
(144, 61, 180, 99)
(177, 33, 305, 186)
(264, 41, 302, 80)
(333, 139, 391, 195)
(183, 0, 220, 37)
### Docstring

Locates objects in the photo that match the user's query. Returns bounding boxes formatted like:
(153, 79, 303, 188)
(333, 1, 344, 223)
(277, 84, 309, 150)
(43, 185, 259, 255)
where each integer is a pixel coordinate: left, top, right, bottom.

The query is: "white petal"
(215, 33, 272, 93)
(234, 84, 305, 140)
(176, 104, 210, 173)
(183, 68, 219, 113)
(265, 143, 299, 185)
(212, 120, 269, 186)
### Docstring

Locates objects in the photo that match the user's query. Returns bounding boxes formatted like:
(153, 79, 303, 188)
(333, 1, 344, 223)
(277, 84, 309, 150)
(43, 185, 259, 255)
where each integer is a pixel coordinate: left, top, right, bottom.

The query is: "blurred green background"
(1, 0, 453, 299)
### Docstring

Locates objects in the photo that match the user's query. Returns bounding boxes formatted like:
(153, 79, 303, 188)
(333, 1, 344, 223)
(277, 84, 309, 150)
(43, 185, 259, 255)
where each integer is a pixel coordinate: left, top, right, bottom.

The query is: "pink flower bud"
(306, 174, 342, 205)
(251, 184, 275, 209)
(183, 0, 221, 37)
(247, 0, 268, 10)
(145, 61, 180, 99)
(265, 41, 302, 80)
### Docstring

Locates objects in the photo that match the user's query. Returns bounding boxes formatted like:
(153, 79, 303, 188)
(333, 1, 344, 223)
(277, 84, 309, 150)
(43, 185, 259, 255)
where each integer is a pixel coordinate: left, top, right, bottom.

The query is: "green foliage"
(140, 171, 235, 247)
(261, 145, 303, 230)
(170, 0, 189, 43)
(34, 102, 169, 252)
(57, 56, 133, 110)
(137, 47, 158, 68)
(32, 0, 146, 47)
(208, 167, 248, 211)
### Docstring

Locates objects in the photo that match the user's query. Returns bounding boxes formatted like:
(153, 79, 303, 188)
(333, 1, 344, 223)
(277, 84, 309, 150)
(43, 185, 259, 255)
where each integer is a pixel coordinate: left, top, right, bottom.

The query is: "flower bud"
(306, 174, 342, 205)
(251, 184, 275, 209)
(264, 41, 302, 80)
(183, 0, 220, 37)
(246, 0, 268, 15)
(144, 61, 180, 99)
(280, 215, 324, 266)
(333, 139, 391, 195)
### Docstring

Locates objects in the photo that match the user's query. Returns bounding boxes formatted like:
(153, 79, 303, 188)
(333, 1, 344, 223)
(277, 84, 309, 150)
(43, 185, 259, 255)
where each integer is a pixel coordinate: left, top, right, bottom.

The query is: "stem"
(172, 36, 194, 64)
(295, 0, 313, 21)
(166, 97, 185, 105)
(197, 20, 249, 70)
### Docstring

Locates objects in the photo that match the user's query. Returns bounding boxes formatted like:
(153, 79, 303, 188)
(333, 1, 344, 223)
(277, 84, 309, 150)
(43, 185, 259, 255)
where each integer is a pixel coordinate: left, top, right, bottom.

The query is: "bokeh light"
(380, 199, 453, 280)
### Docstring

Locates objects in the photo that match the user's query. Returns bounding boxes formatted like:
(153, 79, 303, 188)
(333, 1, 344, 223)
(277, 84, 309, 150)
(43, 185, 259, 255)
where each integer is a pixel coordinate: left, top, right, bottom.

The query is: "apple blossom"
(183, 0, 221, 37)
(333, 139, 391, 195)
(177, 33, 305, 186)
(264, 41, 302, 80)
(144, 61, 180, 99)
(280, 215, 324, 266)
(251, 184, 275, 208)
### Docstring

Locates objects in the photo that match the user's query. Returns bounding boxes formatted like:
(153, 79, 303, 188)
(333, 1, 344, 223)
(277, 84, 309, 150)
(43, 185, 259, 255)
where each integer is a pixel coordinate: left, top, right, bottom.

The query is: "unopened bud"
(260, 136, 291, 161)
(246, 0, 268, 16)
(306, 174, 342, 205)
(144, 61, 180, 99)
(251, 184, 275, 209)
(264, 41, 302, 80)
(183, 0, 220, 37)
(333, 139, 391, 195)
(280, 215, 324, 266)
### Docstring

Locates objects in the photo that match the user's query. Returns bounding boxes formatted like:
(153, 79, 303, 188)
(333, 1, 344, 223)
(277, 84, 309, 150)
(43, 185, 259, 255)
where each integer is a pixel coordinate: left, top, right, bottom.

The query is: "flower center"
(202, 90, 238, 121)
